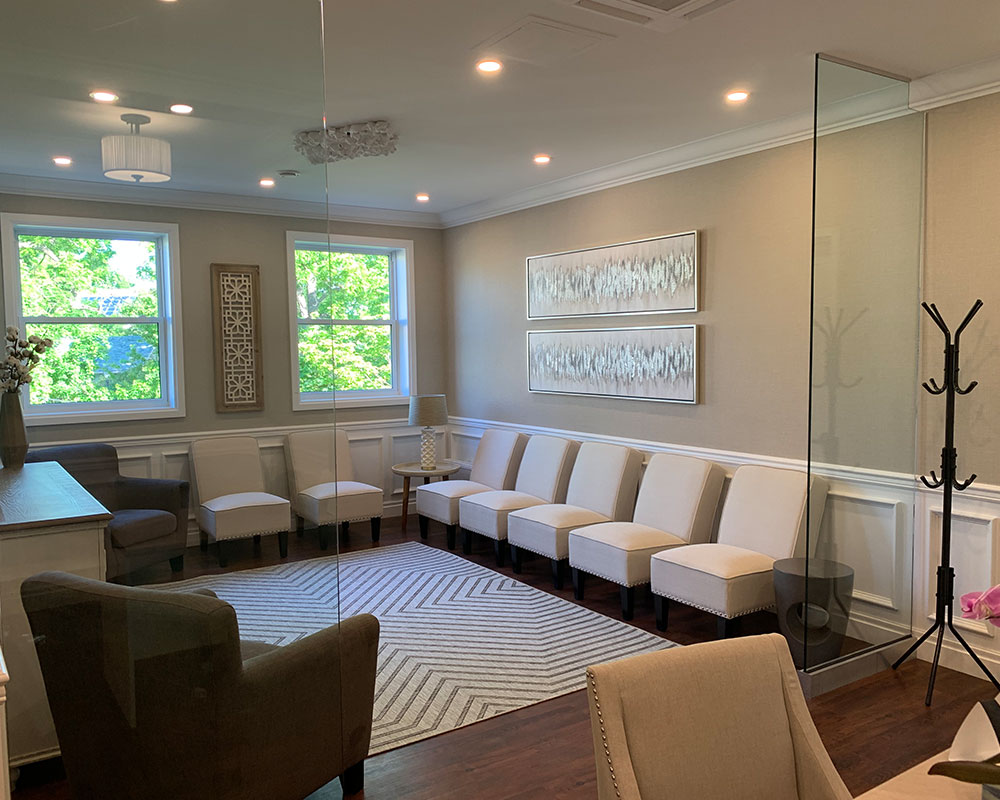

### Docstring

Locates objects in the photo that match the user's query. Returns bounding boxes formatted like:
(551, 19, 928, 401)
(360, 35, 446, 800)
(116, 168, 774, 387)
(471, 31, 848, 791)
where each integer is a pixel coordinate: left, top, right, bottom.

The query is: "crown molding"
(0, 173, 444, 229)
(909, 54, 1000, 111)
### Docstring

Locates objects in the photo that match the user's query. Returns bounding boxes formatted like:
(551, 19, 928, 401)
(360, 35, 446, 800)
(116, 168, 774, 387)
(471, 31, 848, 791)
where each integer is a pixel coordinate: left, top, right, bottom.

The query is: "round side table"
(773, 557, 854, 669)
(391, 460, 460, 533)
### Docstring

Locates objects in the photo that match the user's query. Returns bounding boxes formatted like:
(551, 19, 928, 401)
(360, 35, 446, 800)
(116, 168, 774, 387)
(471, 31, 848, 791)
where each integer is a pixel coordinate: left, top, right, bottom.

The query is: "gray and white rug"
(163, 541, 674, 754)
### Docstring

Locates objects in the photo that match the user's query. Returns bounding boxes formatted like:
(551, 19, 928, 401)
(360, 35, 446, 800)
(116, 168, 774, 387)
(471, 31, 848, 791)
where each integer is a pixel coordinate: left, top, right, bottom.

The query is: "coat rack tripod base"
(891, 299, 1000, 705)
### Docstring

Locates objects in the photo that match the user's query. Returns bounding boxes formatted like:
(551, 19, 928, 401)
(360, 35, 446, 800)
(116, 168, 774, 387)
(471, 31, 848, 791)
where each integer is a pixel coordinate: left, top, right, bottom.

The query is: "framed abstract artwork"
(526, 231, 698, 319)
(527, 325, 697, 404)
(211, 263, 264, 412)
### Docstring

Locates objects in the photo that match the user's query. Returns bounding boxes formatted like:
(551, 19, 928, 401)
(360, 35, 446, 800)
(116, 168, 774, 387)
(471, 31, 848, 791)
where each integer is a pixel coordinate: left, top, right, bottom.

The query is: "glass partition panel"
(802, 56, 924, 670)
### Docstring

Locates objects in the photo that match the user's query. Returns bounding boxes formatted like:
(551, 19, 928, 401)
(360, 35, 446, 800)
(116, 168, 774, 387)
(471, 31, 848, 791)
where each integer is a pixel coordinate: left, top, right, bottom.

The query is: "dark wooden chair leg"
(200, 530, 208, 552)
(551, 559, 565, 590)
(654, 595, 668, 632)
(339, 760, 365, 796)
(371, 516, 381, 543)
(462, 528, 473, 555)
(510, 545, 522, 574)
(169, 555, 184, 573)
(295, 515, 304, 538)
(494, 539, 506, 567)
(278, 531, 289, 558)
(217, 541, 228, 569)
(445, 524, 457, 550)
(717, 615, 741, 639)
(572, 567, 586, 601)
(340, 521, 350, 542)
(252, 534, 262, 551)
(319, 524, 330, 551)
(620, 586, 635, 621)
(418, 515, 429, 539)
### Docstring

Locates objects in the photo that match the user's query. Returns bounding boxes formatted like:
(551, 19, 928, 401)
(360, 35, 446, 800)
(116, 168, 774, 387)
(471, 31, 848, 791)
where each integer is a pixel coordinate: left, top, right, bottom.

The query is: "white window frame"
(0, 213, 185, 426)
(287, 231, 416, 410)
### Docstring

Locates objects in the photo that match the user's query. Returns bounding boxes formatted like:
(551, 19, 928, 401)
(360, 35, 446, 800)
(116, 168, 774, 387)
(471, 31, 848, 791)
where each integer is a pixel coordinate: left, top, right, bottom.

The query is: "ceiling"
(1, 0, 1000, 225)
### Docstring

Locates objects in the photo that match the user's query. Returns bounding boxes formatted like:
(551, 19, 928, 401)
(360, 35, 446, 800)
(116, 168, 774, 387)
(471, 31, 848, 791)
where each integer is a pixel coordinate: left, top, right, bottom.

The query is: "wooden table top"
(391, 460, 461, 477)
(0, 462, 111, 532)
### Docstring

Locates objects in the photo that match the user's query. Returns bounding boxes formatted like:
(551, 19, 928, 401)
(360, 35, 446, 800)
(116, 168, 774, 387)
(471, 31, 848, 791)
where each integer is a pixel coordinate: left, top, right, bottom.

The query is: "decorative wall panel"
(211, 263, 264, 412)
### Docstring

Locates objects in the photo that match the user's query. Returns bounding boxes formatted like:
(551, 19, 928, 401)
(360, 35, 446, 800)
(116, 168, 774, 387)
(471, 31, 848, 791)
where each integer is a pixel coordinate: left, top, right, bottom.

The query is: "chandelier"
(293, 120, 398, 164)
(101, 114, 172, 183)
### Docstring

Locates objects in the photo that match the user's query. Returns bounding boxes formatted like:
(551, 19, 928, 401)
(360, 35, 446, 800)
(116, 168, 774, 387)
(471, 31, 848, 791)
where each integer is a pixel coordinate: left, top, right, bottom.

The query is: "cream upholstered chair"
(569, 453, 724, 620)
(507, 442, 643, 588)
(417, 428, 528, 550)
(458, 435, 580, 566)
(650, 465, 829, 638)
(586, 633, 851, 800)
(189, 437, 292, 568)
(286, 429, 383, 549)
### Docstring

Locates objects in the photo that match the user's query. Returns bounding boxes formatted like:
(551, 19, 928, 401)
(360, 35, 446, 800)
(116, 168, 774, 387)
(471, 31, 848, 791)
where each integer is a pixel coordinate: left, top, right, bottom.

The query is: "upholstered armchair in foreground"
(586, 633, 851, 800)
(26, 443, 189, 581)
(21, 571, 380, 800)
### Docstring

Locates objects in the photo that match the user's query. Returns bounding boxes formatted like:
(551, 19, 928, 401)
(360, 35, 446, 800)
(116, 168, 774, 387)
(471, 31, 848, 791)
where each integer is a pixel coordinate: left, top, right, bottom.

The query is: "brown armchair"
(26, 443, 189, 580)
(21, 571, 380, 800)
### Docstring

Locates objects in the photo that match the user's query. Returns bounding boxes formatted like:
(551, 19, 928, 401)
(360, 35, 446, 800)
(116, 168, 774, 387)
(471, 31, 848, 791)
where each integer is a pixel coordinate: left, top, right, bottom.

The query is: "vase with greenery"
(0, 327, 53, 468)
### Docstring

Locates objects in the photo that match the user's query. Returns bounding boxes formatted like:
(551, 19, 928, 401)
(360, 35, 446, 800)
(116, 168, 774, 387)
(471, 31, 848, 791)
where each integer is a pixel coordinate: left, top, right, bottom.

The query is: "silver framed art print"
(526, 231, 698, 319)
(527, 325, 697, 404)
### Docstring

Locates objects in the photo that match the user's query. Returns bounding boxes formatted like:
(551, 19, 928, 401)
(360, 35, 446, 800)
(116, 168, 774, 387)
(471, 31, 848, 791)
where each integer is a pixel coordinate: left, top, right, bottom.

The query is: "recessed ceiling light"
(533, 154, 552, 165)
(52, 156, 72, 166)
(415, 193, 430, 203)
(89, 90, 119, 103)
(259, 178, 275, 188)
(169, 103, 193, 114)
(476, 59, 503, 74)
(726, 90, 750, 103)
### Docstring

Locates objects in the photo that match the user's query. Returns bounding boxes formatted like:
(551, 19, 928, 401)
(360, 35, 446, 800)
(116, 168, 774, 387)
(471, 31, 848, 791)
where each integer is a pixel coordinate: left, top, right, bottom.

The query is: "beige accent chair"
(417, 428, 528, 550)
(569, 453, 725, 620)
(458, 435, 580, 566)
(507, 442, 643, 588)
(22, 571, 380, 800)
(651, 465, 829, 638)
(586, 633, 851, 800)
(286, 429, 383, 549)
(190, 437, 292, 568)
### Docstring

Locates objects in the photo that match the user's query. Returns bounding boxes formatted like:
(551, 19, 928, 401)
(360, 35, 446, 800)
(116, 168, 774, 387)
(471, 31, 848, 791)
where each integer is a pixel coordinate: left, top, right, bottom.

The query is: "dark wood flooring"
(13, 516, 995, 799)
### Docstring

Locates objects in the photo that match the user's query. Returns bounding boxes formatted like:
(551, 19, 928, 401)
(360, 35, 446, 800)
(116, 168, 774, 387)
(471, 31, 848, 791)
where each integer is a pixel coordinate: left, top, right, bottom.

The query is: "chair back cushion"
(717, 466, 828, 560)
(26, 443, 121, 510)
(469, 429, 528, 490)
(286, 429, 354, 498)
(190, 437, 265, 503)
(513, 436, 580, 503)
(633, 454, 724, 544)
(565, 443, 643, 520)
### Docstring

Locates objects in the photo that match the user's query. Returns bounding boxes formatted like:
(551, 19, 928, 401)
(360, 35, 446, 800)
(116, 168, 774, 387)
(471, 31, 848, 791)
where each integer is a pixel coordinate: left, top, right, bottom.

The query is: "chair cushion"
(297, 481, 383, 525)
(650, 543, 777, 618)
(569, 522, 687, 587)
(107, 509, 177, 549)
(240, 639, 280, 661)
(197, 492, 291, 542)
(416, 479, 491, 525)
(507, 504, 610, 560)
(459, 490, 547, 541)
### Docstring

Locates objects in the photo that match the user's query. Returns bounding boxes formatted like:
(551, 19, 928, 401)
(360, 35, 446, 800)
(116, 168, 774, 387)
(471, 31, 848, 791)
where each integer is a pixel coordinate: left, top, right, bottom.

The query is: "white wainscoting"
(447, 416, 1000, 681)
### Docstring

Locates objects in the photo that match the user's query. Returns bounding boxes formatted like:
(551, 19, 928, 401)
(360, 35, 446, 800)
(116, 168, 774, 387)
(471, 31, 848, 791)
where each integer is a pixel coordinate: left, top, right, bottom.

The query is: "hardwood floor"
(12, 517, 995, 799)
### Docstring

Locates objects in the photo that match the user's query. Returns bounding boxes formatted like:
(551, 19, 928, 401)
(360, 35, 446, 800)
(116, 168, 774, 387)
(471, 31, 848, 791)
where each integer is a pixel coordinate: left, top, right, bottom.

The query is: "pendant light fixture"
(101, 113, 172, 183)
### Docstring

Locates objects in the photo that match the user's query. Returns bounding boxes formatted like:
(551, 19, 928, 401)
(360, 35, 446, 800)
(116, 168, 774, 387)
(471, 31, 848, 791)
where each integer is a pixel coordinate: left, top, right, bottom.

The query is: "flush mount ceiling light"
(476, 58, 503, 74)
(533, 153, 552, 164)
(169, 103, 193, 114)
(415, 193, 430, 203)
(259, 178, 275, 187)
(726, 89, 750, 103)
(52, 156, 73, 166)
(89, 90, 119, 103)
(101, 113, 172, 183)
(293, 120, 398, 164)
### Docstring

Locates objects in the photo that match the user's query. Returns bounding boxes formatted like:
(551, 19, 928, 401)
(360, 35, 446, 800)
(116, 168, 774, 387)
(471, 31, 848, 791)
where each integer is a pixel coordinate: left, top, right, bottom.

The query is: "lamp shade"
(101, 134, 172, 183)
(409, 394, 448, 427)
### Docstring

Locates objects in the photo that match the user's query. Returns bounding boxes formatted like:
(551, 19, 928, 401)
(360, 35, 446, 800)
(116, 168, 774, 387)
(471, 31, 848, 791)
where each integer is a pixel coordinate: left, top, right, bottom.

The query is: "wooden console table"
(0, 462, 111, 769)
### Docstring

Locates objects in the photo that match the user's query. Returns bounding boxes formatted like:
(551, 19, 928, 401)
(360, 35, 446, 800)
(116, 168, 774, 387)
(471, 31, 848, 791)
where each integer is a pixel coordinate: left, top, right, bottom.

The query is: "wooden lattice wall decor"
(211, 263, 264, 412)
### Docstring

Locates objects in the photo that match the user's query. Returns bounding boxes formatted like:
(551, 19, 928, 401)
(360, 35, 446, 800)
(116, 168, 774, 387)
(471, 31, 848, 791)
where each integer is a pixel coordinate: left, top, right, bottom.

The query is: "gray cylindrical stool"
(773, 558, 854, 669)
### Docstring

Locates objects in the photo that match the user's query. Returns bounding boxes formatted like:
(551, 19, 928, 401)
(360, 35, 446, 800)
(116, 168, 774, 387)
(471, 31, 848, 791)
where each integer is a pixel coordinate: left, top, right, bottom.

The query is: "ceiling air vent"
(557, 0, 738, 32)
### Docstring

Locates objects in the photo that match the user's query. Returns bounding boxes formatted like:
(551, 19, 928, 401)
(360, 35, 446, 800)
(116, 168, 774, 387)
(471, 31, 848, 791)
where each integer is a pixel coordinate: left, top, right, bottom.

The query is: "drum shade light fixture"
(101, 114, 172, 183)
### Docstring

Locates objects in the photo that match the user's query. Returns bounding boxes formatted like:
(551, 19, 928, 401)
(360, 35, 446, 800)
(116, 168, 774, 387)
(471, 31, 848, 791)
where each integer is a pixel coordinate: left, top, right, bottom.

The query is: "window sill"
(293, 395, 411, 411)
(24, 405, 185, 427)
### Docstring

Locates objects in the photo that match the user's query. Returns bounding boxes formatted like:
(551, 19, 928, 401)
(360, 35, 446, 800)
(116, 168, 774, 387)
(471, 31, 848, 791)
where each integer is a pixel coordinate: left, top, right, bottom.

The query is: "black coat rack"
(892, 299, 1000, 705)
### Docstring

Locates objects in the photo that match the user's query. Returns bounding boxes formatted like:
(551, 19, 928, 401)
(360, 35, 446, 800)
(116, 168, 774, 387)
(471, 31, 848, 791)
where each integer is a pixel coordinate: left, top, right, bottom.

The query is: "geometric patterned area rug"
(161, 541, 675, 755)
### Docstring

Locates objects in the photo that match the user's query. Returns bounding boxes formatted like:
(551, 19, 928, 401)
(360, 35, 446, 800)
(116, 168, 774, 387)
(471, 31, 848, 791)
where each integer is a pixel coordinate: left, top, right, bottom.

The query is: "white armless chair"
(458, 435, 580, 567)
(586, 634, 851, 800)
(651, 465, 829, 638)
(286, 429, 383, 549)
(507, 442, 643, 589)
(569, 453, 725, 620)
(189, 437, 292, 568)
(416, 428, 528, 550)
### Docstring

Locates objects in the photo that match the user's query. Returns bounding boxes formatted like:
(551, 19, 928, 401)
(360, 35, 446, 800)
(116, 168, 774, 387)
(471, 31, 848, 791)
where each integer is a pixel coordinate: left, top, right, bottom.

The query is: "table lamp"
(408, 394, 448, 470)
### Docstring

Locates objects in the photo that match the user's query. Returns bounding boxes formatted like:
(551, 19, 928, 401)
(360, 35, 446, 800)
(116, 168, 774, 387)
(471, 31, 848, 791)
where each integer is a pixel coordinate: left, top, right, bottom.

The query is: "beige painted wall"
(0, 193, 448, 443)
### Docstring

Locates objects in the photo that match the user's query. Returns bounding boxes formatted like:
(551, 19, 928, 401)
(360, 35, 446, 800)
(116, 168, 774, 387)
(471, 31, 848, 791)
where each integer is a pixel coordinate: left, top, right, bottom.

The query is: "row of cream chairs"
(189, 430, 383, 567)
(416, 428, 828, 637)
